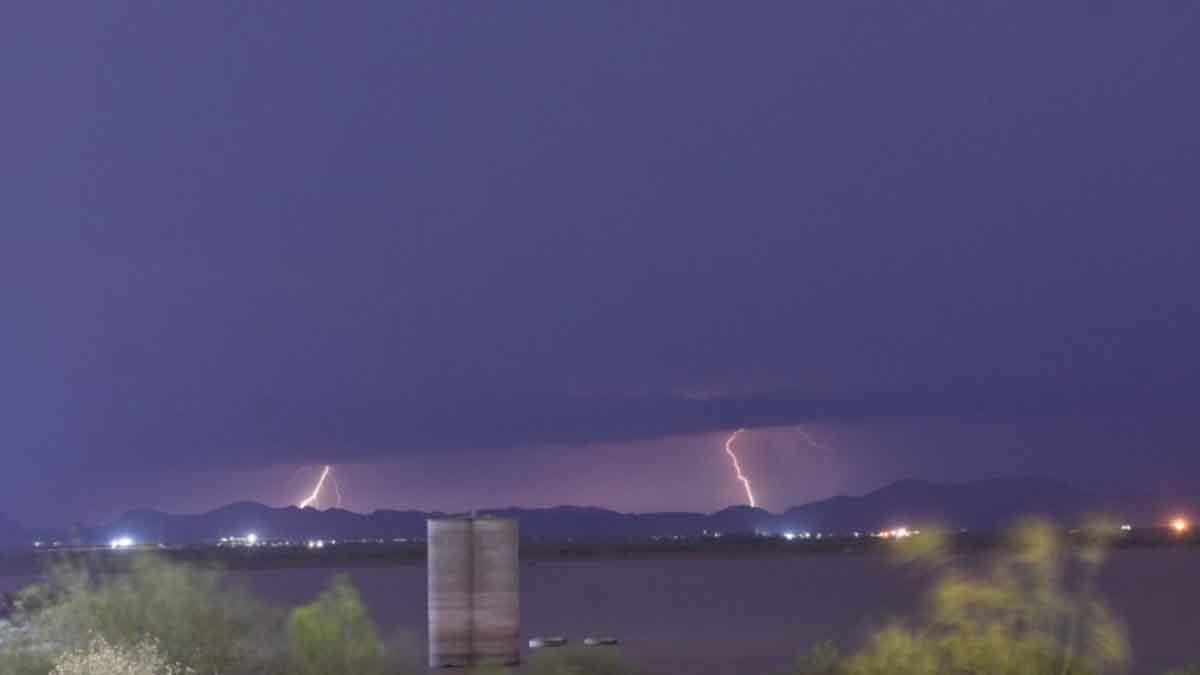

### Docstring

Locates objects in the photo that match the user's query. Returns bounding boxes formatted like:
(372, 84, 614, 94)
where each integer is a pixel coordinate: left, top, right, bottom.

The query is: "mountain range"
(0, 477, 1189, 549)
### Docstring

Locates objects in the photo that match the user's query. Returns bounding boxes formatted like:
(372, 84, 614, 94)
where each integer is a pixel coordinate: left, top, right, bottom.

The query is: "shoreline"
(3, 532, 1196, 578)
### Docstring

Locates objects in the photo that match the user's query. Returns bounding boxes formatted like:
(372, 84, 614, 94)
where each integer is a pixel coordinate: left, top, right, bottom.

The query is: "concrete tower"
(428, 516, 519, 667)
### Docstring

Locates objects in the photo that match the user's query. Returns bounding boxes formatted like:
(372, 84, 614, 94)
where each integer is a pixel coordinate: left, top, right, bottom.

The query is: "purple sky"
(3, 2, 1200, 527)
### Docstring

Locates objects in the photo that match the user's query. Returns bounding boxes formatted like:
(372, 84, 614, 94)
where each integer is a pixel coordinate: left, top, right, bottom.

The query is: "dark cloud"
(3, 1, 1199, 522)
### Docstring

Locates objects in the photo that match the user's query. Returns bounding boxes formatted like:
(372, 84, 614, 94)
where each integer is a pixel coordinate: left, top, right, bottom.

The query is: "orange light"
(1170, 517, 1191, 534)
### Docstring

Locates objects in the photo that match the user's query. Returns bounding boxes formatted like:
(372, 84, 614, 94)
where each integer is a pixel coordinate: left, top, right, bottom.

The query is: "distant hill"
(95, 502, 433, 546)
(777, 477, 1099, 533)
(0, 477, 1185, 549)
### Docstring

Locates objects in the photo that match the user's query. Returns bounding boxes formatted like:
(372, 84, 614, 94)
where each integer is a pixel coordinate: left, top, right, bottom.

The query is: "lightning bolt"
(330, 472, 344, 508)
(299, 465, 333, 509)
(723, 428, 757, 507)
(795, 428, 835, 454)
(794, 427, 839, 488)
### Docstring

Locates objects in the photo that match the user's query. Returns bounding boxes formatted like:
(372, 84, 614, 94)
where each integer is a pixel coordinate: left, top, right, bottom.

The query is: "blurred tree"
(287, 574, 388, 675)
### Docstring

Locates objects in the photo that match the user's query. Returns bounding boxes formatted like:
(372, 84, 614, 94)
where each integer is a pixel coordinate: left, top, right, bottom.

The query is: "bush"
(18, 557, 414, 675)
(35, 555, 284, 675)
(831, 520, 1129, 675)
(793, 641, 841, 675)
(13, 582, 65, 617)
(49, 636, 186, 675)
(0, 649, 56, 675)
(286, 575, 388, 675)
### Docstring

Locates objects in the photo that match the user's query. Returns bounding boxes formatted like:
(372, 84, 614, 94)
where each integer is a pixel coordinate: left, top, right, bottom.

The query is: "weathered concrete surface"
(427, 517, 519, 668)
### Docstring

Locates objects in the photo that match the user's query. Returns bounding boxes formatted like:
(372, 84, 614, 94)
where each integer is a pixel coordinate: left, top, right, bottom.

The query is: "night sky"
(3, 2, 1199, 527)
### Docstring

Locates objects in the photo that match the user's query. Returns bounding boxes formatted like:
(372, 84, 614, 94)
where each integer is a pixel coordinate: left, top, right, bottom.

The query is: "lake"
(5, 549, 1200, 674)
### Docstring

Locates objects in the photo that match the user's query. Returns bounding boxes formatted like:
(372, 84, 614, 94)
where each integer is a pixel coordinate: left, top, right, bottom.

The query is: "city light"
(1170, 517, 1191, 535)
(219, 534, 263, 547)
(783, 531, 796, 541)
(1120, 524, 1133, 532)
(109, 536, 135, 550)
(877, 527, 917, 539)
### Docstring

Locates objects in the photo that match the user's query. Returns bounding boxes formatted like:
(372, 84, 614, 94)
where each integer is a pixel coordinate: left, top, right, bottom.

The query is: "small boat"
(583, 637, 619, 646)
(528, 636, 568, 649)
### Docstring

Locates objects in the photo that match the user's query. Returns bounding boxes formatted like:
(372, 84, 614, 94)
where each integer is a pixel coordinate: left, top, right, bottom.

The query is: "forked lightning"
(723, 428, 757, 507)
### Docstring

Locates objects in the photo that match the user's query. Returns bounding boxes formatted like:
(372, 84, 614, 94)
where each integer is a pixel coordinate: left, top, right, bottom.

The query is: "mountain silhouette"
(779, 476, 1095, 532)
(0, 477, 1185, 549)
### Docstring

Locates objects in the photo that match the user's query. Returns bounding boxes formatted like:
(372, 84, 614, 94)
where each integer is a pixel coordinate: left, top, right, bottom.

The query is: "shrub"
(793, 641, 841, 675)
(0, 649, 56, 675)
(49, 636, 187, 675)
(836, 520, 1129, 675)
(286, 575, 388, 675)
(14, 576, 70, 618)
(35, 555, 284, 675)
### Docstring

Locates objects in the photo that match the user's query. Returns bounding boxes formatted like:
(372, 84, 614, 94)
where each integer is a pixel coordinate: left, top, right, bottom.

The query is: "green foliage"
(891, 528, 951, 567)
(0, 649, 56, 675)
(12, 557, 418, 675)
(49, 636, 187, 675)
(527, 647, 637, 675)
(286, 575, 388, 675)
(35, 554, 284, 675)
(793, 641, 841, 675)
(833, 520, 1130, 675)
(12, 583, 62, 617)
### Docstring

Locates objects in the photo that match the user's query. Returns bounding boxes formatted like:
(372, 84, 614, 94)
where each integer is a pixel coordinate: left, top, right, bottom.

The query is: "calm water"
(5, 549, 1200, 674)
